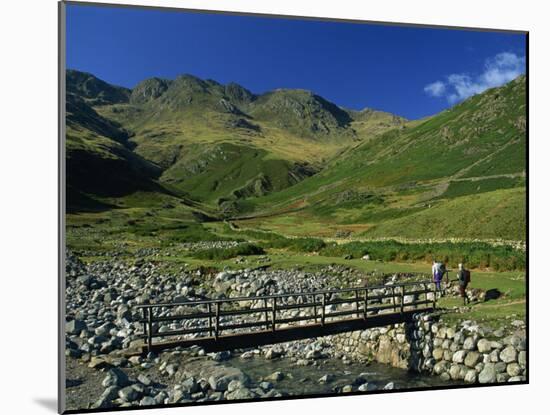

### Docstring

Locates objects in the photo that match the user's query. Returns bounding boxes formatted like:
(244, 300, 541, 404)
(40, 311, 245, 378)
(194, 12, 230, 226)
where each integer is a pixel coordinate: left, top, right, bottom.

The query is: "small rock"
(358, 382, 377, 392)
(318, 374, 335, 384)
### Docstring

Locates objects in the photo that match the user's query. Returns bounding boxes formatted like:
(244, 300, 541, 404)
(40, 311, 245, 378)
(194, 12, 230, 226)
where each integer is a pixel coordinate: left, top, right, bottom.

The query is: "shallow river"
(226, 356, 458, 396)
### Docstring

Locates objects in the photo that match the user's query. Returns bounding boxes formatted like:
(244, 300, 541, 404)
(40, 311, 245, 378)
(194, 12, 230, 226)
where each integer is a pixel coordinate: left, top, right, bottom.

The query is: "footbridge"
(135, 281, 436, 354)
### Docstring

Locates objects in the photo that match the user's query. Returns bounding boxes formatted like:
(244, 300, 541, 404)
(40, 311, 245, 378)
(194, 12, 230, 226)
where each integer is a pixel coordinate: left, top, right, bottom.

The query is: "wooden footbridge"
(135, 281, 436, 354)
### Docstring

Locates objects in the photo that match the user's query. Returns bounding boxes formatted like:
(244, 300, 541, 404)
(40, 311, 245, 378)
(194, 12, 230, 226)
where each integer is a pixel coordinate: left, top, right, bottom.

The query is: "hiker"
(457, 263, 471, 305)
(432, 260, 446, 291)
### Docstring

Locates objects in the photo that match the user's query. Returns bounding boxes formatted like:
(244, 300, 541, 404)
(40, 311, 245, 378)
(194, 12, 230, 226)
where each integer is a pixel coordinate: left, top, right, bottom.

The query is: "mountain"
(65, 90, 162, 211)
(241, 75, 526, 240)
(66, 70, 404, 211)
(66, 70, 131, 105)
(64, 70, 526, 240)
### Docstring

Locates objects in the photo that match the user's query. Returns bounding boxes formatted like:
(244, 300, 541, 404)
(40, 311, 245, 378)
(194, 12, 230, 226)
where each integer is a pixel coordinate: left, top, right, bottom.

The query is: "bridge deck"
(141, 308, 432, 353)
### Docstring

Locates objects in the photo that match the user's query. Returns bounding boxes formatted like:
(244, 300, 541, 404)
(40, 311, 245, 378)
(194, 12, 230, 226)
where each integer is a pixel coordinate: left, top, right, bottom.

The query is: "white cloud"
(424, 52, 525, 104)
(424, 81, 446, 97)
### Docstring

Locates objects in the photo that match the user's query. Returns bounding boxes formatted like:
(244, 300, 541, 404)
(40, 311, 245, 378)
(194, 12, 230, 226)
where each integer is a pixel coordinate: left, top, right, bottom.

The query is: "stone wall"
(324, 313, 527, 384)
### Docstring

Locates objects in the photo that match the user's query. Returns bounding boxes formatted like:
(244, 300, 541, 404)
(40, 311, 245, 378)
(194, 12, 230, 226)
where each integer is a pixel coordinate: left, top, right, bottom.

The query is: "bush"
(318, 240, 525, 271)
(192, 243, 265, 260)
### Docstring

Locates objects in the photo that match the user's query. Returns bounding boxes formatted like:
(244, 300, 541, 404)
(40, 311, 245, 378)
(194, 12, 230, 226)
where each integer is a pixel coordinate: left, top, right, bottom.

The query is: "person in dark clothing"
(432, 260, 447, 291)
(456, 263, 470, 305)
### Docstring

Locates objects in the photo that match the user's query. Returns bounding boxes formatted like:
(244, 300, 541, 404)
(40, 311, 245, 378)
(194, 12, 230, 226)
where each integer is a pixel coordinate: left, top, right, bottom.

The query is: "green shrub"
(318, 240, 524, 271)
(192, 243, 265, 260)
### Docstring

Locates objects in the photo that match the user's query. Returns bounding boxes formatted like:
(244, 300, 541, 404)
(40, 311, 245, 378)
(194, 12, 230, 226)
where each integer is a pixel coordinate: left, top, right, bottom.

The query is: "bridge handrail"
(134, 279, 434, 309)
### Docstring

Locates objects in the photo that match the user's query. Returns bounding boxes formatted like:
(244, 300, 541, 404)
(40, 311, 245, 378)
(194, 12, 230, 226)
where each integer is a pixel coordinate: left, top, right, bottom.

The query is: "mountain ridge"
(64, 69, 526, 240)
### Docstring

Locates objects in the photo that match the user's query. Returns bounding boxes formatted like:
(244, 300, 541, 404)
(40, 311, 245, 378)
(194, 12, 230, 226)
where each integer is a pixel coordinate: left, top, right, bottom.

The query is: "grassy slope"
(91, 74, 405, 207)
(235, 76, 526, 241)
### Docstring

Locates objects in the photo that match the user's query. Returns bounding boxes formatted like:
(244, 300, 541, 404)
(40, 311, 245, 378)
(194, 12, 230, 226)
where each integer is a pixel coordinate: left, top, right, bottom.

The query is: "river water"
(225, 355, 458, 396)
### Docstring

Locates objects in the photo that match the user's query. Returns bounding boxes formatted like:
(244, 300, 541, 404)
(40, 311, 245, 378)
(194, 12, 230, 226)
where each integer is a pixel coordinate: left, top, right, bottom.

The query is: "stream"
(224, 355, 459, 396)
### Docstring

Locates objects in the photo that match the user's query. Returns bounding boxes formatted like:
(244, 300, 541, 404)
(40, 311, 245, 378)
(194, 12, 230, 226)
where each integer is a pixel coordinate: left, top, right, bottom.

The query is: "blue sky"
(66, 4, 526, 120)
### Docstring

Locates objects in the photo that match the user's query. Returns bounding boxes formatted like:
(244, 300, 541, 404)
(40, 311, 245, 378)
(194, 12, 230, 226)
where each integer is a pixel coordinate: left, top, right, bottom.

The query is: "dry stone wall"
(324, 313, 527, 384)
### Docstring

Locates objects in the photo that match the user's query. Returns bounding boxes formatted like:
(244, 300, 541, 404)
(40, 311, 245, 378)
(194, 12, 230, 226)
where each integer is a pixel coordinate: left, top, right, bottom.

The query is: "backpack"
(464, 270, 471, 283)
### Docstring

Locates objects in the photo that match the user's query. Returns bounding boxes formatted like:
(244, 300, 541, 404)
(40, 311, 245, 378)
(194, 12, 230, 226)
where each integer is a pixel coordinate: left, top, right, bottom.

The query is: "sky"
(66, 4, 526, 120)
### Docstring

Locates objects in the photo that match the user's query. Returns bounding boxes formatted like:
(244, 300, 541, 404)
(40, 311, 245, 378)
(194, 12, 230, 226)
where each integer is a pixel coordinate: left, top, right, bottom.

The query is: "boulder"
(226, 387, 258, 400)
(463, 337, 477, 351)
(452, 350, 468, 364)
(506, 363, 522, 377)
(477, 339, 492, 353)
(464, 369, 477, 383)
(207, 366, 250, 392)
(102, 368, 129, 388)
(66, 319, 86, 335)
(139, 396, 156, 406)
(449, 364, 462, 380)
(118, 386, 141, 402)
(432, 348, 444, 360)
(500, 346, 518, 363)
(478, 364, 497, 384)
(358, 382, 377, 392)
(137, 374, 151, 386)
(464, 351, 482, 368)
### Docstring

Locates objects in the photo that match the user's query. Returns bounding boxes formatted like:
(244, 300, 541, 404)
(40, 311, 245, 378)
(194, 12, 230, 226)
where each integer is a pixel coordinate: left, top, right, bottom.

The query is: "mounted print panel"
(59, 1, 528, 413)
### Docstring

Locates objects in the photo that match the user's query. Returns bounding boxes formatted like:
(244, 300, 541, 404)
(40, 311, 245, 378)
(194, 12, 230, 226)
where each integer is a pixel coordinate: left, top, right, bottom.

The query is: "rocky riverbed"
(64, 249, 526, 411)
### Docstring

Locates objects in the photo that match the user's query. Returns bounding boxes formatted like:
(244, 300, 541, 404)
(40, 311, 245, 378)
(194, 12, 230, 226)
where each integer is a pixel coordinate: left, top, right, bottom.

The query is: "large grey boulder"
(452, 350, 468, 364)
(500, 346, 518, 363)
(102, 368, 129, 388)
(432, 348, 444, 360)
(464, 351, 482, 368)
(507, 363, 522, 377)
(66, 319, 87, 335)
(477, 338, 492, 353)
(463, 337, 477, 351)
(358, 382, 377, 392)
(464, 369, 477, 383)
(226, 387, 258, 400)
(118, 386, 141, 402)
(479, 364, 497, 384)
(207, 366, 250, 392)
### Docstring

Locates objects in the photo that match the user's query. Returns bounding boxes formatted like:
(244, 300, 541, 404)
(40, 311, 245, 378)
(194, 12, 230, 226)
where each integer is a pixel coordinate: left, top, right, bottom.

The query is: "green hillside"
(65, 70, 526, 242)
(235, 76, 526, 240)
(67, 70, 403, 210)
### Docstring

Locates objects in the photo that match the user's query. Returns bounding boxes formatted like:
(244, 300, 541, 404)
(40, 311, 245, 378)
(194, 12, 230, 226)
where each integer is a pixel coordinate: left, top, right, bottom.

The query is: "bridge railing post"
(214, 301, 220, 340)
(354, 290, 360, 318)
(312, 294, 318, 323)
(400, 286, 405, 315)
(207, 303, 213, 337)
(263, 298, 269, 330)
(363, 288, 368, 320)
(141, 308, 148, 349)
(321, 293, 326, 326)
(271, 297, 277, 332)
(391, 286, 396, 312)
(147, 307, 153, 353)
(432, 282, 437, 310)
